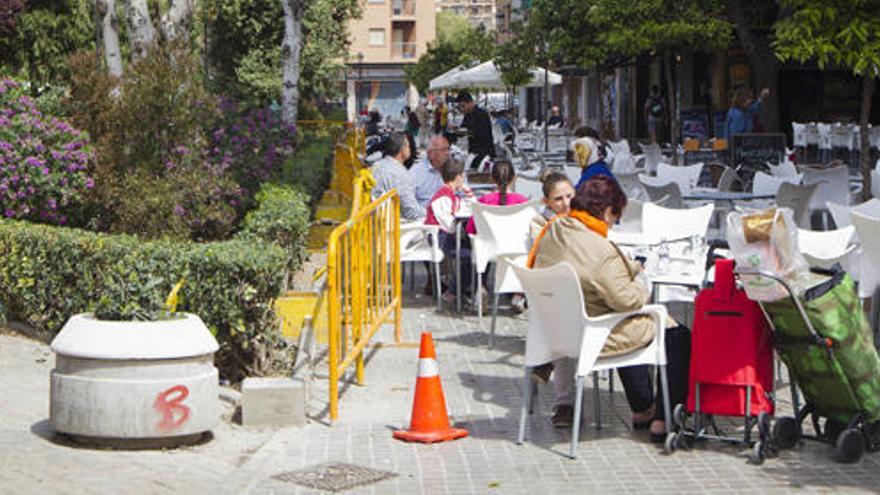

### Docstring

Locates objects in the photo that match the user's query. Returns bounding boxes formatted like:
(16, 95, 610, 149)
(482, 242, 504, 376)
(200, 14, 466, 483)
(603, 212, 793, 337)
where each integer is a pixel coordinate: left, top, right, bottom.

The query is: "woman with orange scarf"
(528, 175, 691, 441)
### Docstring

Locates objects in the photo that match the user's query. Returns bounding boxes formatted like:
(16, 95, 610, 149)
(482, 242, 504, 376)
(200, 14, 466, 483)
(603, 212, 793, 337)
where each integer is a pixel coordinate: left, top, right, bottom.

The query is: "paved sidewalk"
(2, 289, 880, 494)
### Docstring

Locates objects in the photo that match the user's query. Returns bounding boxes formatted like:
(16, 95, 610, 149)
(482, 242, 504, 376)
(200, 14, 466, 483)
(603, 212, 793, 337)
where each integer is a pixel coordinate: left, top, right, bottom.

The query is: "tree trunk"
(126, 0, 156, 61)
(280, 0, 304, 125)
(860, 76, 875, 201)
(161, 0, 193, 42)
(727, 0, 780, 132)
(97, 0, 123, 76)
(664, 51, 678, 146)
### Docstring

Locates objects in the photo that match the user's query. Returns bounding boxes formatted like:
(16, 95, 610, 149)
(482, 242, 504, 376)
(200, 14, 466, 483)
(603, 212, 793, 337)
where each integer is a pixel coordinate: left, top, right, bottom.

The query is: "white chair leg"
(570, 375, 584, 459)
(658, 364, 672, 436)
(434, 260, 442, 311)
(490, 292, 501, 347)
(592, 371, 602, 430)
(518, 367, 532, 445)
(477, 268, 483, 324)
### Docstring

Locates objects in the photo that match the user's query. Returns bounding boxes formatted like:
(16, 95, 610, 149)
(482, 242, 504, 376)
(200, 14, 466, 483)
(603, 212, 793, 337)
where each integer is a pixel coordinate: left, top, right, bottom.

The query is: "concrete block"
(241, 377, 307, 427)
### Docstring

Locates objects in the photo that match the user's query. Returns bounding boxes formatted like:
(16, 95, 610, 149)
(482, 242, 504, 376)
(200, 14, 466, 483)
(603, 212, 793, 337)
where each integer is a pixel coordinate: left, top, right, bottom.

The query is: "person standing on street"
(456, 91, 495, 170)
(725, 87, 770, 138)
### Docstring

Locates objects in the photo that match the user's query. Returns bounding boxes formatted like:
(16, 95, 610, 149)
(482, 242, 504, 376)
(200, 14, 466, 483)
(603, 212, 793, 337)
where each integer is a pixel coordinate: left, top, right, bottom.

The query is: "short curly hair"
(570, 175, 627, 219)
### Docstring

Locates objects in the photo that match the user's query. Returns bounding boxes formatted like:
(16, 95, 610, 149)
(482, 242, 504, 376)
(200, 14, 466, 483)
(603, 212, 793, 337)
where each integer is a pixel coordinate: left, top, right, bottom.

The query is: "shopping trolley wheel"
(834, 428, 865, 464)
(663, 432, 678, 455)
(771, 416, 801, 450)
(757, 412, 771, 439)
(673, 403, 687, 431)
(748, 441, 766, 465)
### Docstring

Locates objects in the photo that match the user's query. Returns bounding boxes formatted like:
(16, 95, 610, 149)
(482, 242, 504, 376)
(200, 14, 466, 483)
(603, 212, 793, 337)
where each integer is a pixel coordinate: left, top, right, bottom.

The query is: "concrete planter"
(49, 313, 220, 444)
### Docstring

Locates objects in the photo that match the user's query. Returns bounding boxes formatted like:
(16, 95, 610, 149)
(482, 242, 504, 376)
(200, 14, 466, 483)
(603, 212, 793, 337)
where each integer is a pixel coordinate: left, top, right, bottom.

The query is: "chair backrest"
(873, 170, 880, 201)
(638, 175, 682, 208)
(563, 166, 582, 185)
(801, 165, 850, 208)
(511, 262, 608, 369)
(830, 124, 854, 149)
(851, 211, 880, 294)
(608, 139, 630, 156)
(617, 198, 643, 233)
(792, 122, 806, 147)
(717, 167, 741, 192)
(768, 161, 799, 178)
(803, 123, 820, 145)
(471, 200, 541, 271)
(817, 123, 832, 150)
(826, 198, 880, 229)
(515, 177, 544, 200)
(870, 126, 880, 149)
(639, 142, 664, 174)
(752, 171, 802, 196)
(657, 162, 703, 191)
(400, 225, 443, 263)
(641, 202, 714, 241)
(797, 226, 855, 268)
(776, 182, 819, 228)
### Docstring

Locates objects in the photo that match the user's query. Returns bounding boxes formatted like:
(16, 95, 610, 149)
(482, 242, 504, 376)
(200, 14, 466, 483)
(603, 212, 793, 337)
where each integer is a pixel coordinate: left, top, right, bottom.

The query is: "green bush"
(239, 183, 310, 281)
(280, 128, 334, 209)
(0, 219, 291, 381)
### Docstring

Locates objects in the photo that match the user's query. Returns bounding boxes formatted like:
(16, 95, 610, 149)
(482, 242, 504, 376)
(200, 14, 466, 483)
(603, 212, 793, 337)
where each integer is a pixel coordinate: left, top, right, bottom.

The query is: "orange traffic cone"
(393, 332, 468, 443)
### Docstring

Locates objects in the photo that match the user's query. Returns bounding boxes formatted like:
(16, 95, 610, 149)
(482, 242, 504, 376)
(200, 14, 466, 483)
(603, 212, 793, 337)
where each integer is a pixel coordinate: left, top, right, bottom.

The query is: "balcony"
(391, 42, 417, 60)
(392, 0, 415, 16)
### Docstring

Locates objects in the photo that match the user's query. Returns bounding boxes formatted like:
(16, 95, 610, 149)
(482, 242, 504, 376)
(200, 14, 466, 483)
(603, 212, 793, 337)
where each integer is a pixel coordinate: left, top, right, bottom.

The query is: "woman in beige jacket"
(528, 175, 691, 440)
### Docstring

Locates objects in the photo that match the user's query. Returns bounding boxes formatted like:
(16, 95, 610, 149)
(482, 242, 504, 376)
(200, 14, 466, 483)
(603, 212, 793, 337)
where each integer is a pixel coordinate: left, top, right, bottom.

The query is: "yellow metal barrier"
(326, 190, 401, 421)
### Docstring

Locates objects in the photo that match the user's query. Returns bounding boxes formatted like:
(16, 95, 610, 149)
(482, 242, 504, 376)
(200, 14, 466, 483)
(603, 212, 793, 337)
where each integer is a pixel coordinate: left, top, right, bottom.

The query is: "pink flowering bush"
(0, 78, 94, 225)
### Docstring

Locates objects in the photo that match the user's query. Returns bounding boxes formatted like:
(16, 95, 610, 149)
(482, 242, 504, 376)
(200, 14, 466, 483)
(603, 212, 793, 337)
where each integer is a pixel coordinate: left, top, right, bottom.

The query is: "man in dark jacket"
(456, 91, 495, 169)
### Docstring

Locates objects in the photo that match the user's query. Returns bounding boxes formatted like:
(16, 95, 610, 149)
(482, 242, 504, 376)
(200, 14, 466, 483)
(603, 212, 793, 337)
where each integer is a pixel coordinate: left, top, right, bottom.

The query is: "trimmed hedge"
(239, 183, 310, 281)
(0, 219, 289, 381)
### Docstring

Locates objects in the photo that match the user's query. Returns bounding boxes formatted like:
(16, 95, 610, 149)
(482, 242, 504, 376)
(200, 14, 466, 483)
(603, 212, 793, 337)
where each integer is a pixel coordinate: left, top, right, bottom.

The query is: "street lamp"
(356, 51, 364, 115)
(543, 41, 550, 152)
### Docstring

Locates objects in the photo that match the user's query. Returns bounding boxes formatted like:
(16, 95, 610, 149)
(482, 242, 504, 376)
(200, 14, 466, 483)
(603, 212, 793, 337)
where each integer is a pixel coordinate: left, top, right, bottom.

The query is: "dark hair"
(440, 158, 464, 183)
(383, 131, 408, 157)
(570, 175, 627, 219)
(491, 159, 516, 205)
(651, 84, 660, 94)
(540, 171, 572, 199)
(574, 126, 600, 139)
(455, 91, 474, 103)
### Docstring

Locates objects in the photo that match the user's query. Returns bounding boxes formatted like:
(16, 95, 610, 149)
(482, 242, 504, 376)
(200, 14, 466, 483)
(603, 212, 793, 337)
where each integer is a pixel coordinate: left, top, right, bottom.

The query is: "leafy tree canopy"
(405, 12, 495, 93)
(773, 0, 880, 77)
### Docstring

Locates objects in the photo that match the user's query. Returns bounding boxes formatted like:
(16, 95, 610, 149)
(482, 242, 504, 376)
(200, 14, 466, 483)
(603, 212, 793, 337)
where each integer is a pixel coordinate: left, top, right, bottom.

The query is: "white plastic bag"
(726, 207, 810, 301)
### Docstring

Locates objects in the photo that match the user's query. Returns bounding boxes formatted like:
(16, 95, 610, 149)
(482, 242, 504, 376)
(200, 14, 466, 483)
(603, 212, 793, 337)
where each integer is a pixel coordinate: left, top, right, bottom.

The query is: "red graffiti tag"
(154, 385, 191, 432)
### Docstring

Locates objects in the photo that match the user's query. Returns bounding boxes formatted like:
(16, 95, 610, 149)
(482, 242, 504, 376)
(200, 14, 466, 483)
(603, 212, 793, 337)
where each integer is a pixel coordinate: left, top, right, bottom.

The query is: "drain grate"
(273, 462, 397, 492)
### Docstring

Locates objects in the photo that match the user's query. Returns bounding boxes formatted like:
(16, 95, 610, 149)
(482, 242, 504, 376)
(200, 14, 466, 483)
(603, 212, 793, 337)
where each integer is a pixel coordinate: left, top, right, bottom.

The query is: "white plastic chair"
(489, 255, 528, 346)
(512, 262, 670, 459)
(797, 226, 857, 270)
(400, 224, 444, 310)
(768, 161, 799, 178)
(826, 198, 880, 231)
(830, 124, 856, 166)
(639, 142, 664, 175)
(850, 211, 880, 335)
(792, 122, 806, 148)
(657, 162, 704, 192)
(638, 175, 682, 209)
(776, 182, 820, 229)
(642, 202, 714, 242)
(608, 139, 631, 156)
(817, 123, 832, 161)
(873, 170, 880, 201)
(470, 200, 541, 326)
(515, 177, 544, 200)
(752, 171, 802, 196)
(801, 165, 851, 229)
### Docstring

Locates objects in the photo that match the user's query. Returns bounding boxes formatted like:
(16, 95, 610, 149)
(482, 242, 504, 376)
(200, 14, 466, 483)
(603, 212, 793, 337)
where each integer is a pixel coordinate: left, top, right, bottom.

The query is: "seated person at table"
(371, 132, 425, 221)
(425, 158, 473, 304)
(531, 172, 575, 237)
(571, 128, 614, 189)
(528, 175, 691, 440)
(466, 159, 530, 235)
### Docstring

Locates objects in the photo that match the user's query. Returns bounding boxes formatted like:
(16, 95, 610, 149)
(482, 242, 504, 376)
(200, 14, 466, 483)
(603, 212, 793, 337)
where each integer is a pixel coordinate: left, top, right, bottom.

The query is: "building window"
(369, 29, 386, 46)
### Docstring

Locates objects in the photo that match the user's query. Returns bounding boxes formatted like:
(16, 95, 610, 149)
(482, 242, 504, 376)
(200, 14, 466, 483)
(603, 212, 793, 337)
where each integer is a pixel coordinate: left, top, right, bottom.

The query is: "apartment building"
(438, 0, 495, 30)
(346, 0, 437, 122)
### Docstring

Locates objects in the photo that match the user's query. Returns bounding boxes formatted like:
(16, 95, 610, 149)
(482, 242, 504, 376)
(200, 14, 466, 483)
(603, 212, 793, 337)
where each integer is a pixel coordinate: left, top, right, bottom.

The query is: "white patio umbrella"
(429, 65, 468, 91)
(452, 60, 562, 89)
